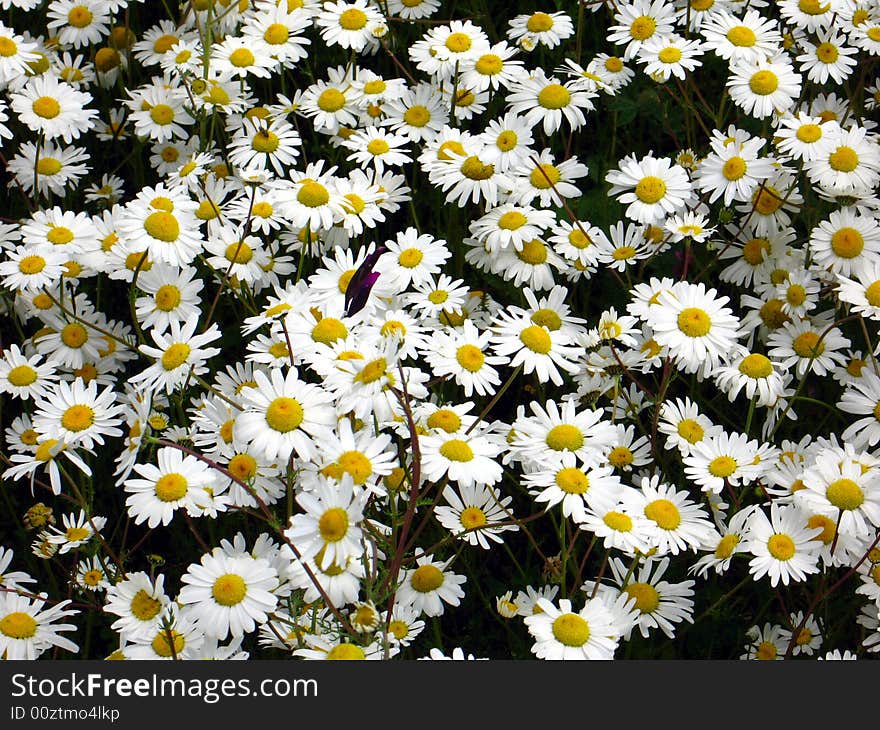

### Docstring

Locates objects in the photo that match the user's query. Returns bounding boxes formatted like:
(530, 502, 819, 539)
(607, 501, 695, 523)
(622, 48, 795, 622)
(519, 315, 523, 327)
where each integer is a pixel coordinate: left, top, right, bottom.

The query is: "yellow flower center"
(624, 582, 660, 613)
(410, 564, 444, 592)
(708, 455, 738, 479)
(498, 211, 527, 230)
(749, 70, 779, 95)
(517, 239, 548, 265)
(225, 242, 253, 264)
(339, 8, 367, 30)
(604, 511, 633, 531)
(826, 478, 864, 511)
(130, 590, 162, 621)
(439, 439, 474, 462)
(756, 641, 777, 660)
(154, 284, 182, 312)
(629, 16, 657, 41)
(551, 613, 590, 646)
(161, 343, 190, 370)
(251, 130, 280, 153)
(297, 181, 330, 207)
(608, 446, 634, 468)
(475, 53, 503, 75)
(658, 47, 682, 64)
(32, 95, 61, 118)
(519, 325, 552, 354)
(530, 163, 560, 189)
(677, 307, 711, 337)
(767, 534, 795, 560)
(151, 630, 185, 657)
(546, 424, 584, 452)
(318, 507, 349, 542)
(427, 409, 462, 433)
(739, 353, 773, 378)
(456, 344, 484, 372)
(635, 176, 667, 204)
(61, 322, 88, 348)
(830, 227, 864, 258)
(403, 105, 430, 127)
(676, 418, 704, 444)
(538, 83, 570, 109)
(143, 211, 180, 242)
(354, 356, 387, 383)
(311, 317, 348, 344)
(555, 467, 589, 495)
(155, 473, 188, 502)
(265, 397, 304, 433)
(326, 643, 366, 660)
(723, 156, 747, 181)
(47, 226, 74, 245)
(212, 574, 247, 606)
(864, 281, 880, 307)
(727, 26, 756, 46)
(460, 156, 495, 180)
(0, 612, 38, 639)
(816, 42, 838, 63)
(792, 331, 824, 358)
(264, 23, 289, 45)
(229, 48, 255, 68)
(714, 533, 740, 559)
(645, 499, 681, 530)
(227, 453, 257, 481)
(7, 365, 38, 387)
(829, 146, 859, 172)
(61, 404, 94, 432)
(317, 88, 346, 112)
(445, 32, 471, 53)
(527, 12, 553, 32)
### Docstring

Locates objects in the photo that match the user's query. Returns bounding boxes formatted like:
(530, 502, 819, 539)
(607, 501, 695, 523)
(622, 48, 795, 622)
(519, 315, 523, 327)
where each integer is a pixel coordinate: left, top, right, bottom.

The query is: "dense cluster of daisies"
(0, 0, 879, 662)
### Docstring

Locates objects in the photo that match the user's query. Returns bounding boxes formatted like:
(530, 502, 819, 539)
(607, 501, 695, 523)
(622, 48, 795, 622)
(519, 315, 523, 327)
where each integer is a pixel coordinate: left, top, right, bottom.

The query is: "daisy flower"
(797, 30, 858, 85)
(460, 41, 527, 93)
(396, 556, 466, 617)
(380, 83, 449, 144)
(507, 10, 574, 51)
(342, 127, 411, 176)
(31, 378, 124, 450)
(689, 505, 760, 578)
(478, 112, 535, 173)
(434, 483, 518, 549)
(636, 33, 705, 82)
(131, 320, 223, 395)
(523, 454, 625, 524)
(657, 396, 723, 456)
(511, 398, 617, 468)
(9, 69, 98, 142)
(741, 622, 787, 660)
(284, 474, 368, 570)
(44, 509, 106, 555)
(75, 555, 110, 593)
(605, 153, 692, 225)
(683, 431, 762, 494)
(510, 148, 589, 208)
(374, 227, 450, 291)
(810, 207, 880, 277)
(284, 162, 349, 232)
(211, 36, 279, 79)
(298, 76, 359, 135)
(778, 611, 823, 657)
(587, 557, 695, 640)
(621, 475, 717, 556)
(0, 592, 78, 660)
(123, 446, 216, 529)
(0, 245, 66, 293)
(766, 316, 850, 378)
(133, 264, 204, 335)
(178, 549, 279, 640)
(421, 319, 508, 397)
(606, 0, 678, 60)
(420, 429, 504, 488)
(524, 596, 621, 660)
(797, 450, 880, 540)
(46, 0, 111, 49)
(804, 124, 880, 197)
(699, 9, 784, 64)
(316, 0, 384, 53)
(490, 308, 582, 387)
(506, 70, 595, 136)
(644, 280, 743, 375)
(727, 54, 802, 120)
(227, 116, 301, 176)
(712, 351, 786, 407)
(744, 502, 822, 587)
(234, 366, 336, 462)
(694, 134, 776, 206)
(0, 344, 59, 402)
